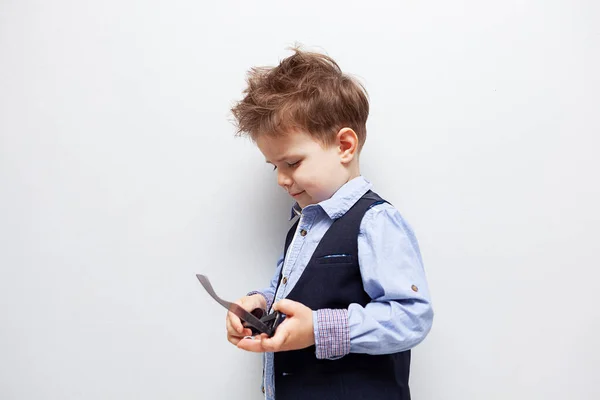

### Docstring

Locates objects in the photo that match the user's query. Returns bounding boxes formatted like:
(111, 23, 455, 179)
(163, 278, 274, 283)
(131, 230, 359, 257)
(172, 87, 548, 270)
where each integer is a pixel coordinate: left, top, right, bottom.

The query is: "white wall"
(1, 1, 598, 399)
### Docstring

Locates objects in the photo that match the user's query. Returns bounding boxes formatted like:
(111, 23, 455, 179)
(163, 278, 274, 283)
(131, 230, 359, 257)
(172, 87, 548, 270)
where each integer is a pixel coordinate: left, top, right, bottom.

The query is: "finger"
(227, 321, 252, 339)
(236, 333, 268, 351)
(237, 298, 254, 312)
(272, 299, 299, 315)
(226, 315, 234, 333)
(261, 326, 290, 352)
(228, 327, 258, 344)
(228, 312, 244, 333)
(226, 315, 240, 336)
(237, 336, 267, 352)
(228, 327, 252, 339)
(228, 335, 242, 345)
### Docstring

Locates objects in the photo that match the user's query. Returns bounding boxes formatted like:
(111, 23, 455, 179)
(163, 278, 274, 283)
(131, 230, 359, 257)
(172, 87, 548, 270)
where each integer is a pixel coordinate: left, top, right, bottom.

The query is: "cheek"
(299, 169, 336, 199)
(293, 169, 314, 189)
(292, 168, 315, 190)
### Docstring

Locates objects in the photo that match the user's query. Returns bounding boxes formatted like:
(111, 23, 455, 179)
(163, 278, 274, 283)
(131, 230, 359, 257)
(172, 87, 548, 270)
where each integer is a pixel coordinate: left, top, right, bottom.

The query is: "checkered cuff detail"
(314, 309, 350, 360)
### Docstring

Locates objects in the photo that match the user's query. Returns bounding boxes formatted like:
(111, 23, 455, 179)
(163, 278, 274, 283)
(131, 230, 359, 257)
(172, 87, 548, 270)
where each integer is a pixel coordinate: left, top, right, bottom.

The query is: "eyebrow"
(265, 155, 300, 164)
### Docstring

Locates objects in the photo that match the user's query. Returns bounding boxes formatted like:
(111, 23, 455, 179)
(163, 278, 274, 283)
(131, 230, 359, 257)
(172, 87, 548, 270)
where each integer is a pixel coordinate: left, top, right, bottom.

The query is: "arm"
(314, 204, 434, 359)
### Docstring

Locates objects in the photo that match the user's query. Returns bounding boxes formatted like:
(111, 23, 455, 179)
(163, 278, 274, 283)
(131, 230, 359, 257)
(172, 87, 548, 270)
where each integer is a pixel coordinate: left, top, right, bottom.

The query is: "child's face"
(257, 130, 354, 208)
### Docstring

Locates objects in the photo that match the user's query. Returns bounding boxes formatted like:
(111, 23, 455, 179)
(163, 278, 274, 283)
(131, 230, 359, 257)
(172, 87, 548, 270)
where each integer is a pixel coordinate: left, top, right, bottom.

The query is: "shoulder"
(358, 197, 424, 262)
(360, 198, 405, 226)
(359, 198, 418, 240)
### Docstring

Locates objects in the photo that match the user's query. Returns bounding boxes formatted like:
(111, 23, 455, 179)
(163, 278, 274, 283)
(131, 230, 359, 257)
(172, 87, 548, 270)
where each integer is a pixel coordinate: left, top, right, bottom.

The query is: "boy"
(226, 47, 433, 400)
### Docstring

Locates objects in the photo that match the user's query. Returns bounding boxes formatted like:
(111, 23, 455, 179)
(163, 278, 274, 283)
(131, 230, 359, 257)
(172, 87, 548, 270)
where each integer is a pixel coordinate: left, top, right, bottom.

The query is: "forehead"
(256, 130, 328, 160)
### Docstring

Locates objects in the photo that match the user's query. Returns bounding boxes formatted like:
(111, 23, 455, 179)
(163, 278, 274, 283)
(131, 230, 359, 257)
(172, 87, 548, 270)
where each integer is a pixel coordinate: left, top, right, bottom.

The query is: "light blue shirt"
(255, 176, 433, 399)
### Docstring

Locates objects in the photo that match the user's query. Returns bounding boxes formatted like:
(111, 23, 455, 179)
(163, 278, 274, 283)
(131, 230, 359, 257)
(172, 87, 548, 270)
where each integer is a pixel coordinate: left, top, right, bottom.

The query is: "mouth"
(290, 191, 305, 198)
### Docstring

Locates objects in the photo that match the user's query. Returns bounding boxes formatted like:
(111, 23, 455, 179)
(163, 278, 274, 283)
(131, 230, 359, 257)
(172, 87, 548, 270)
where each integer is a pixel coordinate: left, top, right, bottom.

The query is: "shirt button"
(300, 229, 307, 236)
(282, 277, 288, 284)
(411, 285, 419, 292)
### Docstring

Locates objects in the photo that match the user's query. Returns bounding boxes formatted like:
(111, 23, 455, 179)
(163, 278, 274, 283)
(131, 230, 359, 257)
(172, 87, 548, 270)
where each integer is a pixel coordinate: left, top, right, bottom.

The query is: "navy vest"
(273, 190, 411, 400)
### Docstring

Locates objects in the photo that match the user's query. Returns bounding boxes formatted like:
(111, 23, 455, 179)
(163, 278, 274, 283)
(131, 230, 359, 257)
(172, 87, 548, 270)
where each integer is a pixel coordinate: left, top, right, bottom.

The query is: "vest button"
(300, 229, 307, 236)
(282, 277, 288, 284)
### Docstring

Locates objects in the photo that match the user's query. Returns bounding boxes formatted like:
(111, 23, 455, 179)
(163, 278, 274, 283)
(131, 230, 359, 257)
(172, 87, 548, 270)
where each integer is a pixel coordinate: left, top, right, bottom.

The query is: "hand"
(237, 299, 315, 353)
(226, 294, 267, 346)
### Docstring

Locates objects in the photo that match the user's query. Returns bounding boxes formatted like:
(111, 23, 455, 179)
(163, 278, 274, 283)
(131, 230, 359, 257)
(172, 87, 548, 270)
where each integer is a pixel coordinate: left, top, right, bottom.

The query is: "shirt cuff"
(246, 291, 272, 311)
(313, 309, 350, 360)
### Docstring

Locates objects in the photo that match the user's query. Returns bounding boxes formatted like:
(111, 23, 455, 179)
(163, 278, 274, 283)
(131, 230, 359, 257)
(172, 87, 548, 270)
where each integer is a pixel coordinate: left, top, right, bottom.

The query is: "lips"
(290, 191, 305, 197)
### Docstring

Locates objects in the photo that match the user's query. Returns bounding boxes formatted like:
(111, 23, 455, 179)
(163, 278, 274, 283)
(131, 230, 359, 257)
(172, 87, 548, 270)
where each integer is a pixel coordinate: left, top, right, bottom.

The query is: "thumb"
(272, 299, 301, 315)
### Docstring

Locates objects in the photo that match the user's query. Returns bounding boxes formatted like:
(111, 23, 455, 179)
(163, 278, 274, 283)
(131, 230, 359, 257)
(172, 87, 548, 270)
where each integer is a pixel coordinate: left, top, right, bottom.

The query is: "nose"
(277, 169, 292, 188)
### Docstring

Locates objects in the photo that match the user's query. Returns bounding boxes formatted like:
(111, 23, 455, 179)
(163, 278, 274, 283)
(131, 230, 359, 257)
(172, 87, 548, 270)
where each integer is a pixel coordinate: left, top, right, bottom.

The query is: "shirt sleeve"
(313, 203, 433, 359)
(348, 203, 434, 355)
(247, 253, 284, 312)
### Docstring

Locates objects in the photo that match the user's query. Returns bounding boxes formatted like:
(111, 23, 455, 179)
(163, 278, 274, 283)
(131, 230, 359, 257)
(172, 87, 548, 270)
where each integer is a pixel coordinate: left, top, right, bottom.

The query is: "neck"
(347, 160, 361, 181)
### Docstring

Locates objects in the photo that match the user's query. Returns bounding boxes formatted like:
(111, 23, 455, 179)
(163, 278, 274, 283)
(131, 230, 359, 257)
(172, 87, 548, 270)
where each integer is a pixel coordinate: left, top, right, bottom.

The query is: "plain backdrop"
(1, 1, 599, 399)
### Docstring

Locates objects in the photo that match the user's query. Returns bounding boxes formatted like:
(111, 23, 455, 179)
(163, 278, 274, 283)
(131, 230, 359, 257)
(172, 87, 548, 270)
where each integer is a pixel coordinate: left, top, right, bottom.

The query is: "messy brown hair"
(231, 47, 369, 150)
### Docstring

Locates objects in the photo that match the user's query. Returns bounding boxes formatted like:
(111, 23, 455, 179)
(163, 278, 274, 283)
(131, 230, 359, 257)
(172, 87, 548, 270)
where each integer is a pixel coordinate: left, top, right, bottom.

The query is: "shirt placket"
(264, 211, 313, 399)
(273, 212, 312, 307)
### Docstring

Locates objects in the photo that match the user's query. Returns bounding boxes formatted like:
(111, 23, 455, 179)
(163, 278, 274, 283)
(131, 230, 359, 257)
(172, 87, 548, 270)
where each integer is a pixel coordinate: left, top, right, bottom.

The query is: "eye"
(287, 161, 300, 168)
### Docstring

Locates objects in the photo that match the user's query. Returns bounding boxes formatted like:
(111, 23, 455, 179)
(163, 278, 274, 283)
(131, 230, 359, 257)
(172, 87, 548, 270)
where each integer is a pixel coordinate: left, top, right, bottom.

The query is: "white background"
(1, 1, 599, 399)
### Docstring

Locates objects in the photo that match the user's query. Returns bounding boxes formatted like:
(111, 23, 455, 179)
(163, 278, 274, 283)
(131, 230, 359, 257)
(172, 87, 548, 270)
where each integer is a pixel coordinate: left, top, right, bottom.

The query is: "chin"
(295, 199, 308, 208)
(300, 200, 317, 208)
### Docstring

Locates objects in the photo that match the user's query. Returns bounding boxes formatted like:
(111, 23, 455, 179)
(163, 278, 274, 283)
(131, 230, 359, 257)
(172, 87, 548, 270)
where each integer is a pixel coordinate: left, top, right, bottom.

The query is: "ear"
(336, 127, 359, 163)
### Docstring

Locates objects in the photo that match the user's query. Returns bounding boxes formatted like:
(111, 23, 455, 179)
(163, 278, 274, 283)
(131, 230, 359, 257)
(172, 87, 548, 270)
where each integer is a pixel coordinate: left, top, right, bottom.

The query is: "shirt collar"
(289, 176, 373, 220)
(289, 203, 302, 219)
